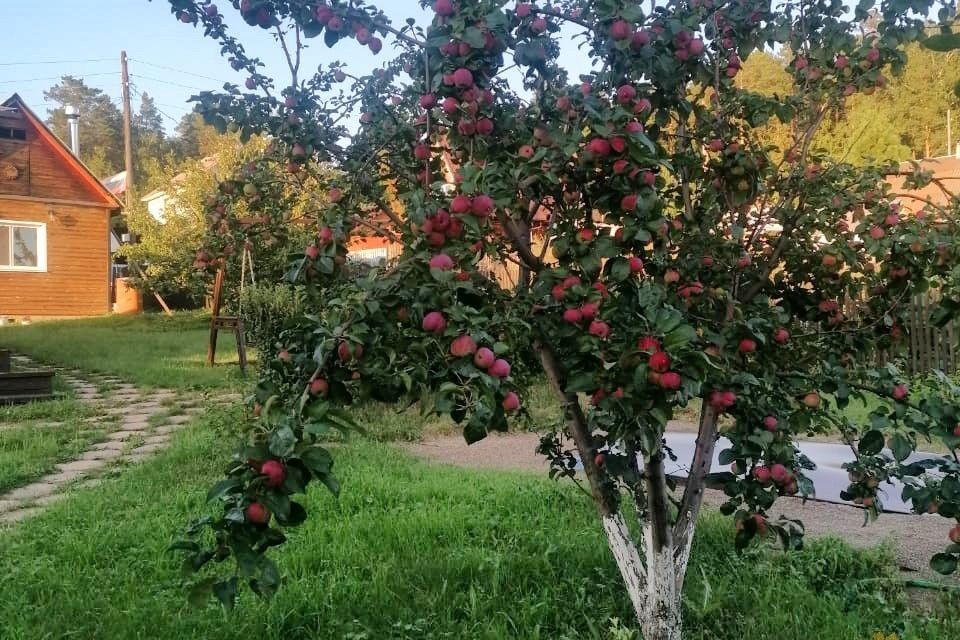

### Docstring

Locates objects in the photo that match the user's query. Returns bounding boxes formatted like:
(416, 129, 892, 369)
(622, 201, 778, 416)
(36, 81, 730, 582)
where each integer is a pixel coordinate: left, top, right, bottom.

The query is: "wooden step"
(0, 370, 55, 403)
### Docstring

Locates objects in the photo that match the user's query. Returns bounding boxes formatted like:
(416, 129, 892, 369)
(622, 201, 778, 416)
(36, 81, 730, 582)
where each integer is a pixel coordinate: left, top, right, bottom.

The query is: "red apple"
(588, 320, 610, 338)
(452, 67, 474, 88)
(309, 378, 329, 397)
(429, 253, 455, 270)
(637, 336, 661, 353)
(649, 351, 671, 373)
(579, 302, 599, 320)
(738, 338, 757, 354)
(246, 502, 271, 525)
(474, 347, 495, 369)
(610, 19, 632, 41)
(763, 415, 779, 431)
(433, 0, 455, 17)
(753, 465, 772, 485)
(489, 358, 511, 378)
(563, 308, 583, 324)
(261, 460, 286, 488)
(502, 391, 521, 411)
(422, 311, 447, 334)
(659, 371, 682, 390)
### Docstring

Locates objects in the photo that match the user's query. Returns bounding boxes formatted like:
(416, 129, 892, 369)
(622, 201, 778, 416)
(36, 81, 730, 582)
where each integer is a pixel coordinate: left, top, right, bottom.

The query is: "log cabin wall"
(0, 95, 116, 318)
(0, 201, 111, 317)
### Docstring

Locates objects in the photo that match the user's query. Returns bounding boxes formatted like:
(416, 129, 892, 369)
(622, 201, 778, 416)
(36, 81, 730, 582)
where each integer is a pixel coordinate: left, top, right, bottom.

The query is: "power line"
(129, 58, 232, 84)
(0, 72, 116, 85)
(130, 83, 187, 125)
(0, 58, 114, 67)
(130, 73, 209, 91)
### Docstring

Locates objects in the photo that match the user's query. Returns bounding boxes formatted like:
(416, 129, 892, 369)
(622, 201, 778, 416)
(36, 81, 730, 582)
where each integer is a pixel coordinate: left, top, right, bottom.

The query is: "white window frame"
(0, 219, 47, 272)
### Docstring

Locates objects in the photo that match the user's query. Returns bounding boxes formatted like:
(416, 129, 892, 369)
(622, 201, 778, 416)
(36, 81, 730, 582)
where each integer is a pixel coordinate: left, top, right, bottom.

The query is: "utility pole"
(120, 50, 134, 208)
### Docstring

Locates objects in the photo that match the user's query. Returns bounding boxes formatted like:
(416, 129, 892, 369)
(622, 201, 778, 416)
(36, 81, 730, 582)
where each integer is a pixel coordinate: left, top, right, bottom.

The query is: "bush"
(239, 283, 306, 368)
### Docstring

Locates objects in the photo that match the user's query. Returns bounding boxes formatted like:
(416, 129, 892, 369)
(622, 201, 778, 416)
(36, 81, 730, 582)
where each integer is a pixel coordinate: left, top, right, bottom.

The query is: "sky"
(1, 0, 440, 133)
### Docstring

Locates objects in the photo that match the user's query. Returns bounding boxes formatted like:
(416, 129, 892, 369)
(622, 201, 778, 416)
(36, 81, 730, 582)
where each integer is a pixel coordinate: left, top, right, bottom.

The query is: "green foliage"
(239, 283, 306, 372)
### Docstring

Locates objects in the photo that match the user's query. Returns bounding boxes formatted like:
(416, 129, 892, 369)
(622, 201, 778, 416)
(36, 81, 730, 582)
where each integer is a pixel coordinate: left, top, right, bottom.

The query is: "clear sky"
(1, 0, 438, 131)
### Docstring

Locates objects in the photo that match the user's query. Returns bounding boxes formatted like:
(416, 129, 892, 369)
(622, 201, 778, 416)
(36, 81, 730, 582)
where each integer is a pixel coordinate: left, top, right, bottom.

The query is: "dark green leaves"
(922, 33, 960, 52)
(890, 433, 912, 462)
(268, 426, 297, 458)
(930, 553, 958, 575)
(206, 478, 243, 503)
(858, 430, 885, 456)
(300, 446, 333, 476)
(213, 577, 239, 610)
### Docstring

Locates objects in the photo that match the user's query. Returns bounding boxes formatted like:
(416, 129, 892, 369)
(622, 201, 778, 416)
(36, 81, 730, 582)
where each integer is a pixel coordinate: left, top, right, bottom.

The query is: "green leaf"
(930, 553, 958, 575)
(859, 430, 885, 456)
(213, 577, 239, 610)
(320, 472, 340, 497)
(718, 448, 736, 465)
(463, 416, 488, 445)
(269, 426, 296, 458)
(276, 501, 307, 526)
(187, 578, 215, 607)
(923, 33, 960, 52)
(565, 372, 596, 393)
(890, 433, 912, 462)
(607, 257, 631, 282)
(324, 29, 341, 48)
(300, 446, 333, 476)
(206, 478, 243, 503)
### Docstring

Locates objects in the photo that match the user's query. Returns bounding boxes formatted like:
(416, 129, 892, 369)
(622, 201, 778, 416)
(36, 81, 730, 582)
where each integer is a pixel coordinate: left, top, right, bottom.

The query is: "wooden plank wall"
(0, 200, 110, 317)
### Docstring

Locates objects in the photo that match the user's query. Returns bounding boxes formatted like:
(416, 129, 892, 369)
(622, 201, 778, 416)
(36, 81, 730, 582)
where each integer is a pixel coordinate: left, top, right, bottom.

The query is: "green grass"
(0, 312, 248, 391)
(0, 397, 104, 493)
(0, 405, 957, 640)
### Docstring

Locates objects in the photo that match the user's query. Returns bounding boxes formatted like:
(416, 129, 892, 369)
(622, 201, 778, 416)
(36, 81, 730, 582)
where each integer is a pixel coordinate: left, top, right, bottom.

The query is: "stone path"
(0, 354, 241, 525)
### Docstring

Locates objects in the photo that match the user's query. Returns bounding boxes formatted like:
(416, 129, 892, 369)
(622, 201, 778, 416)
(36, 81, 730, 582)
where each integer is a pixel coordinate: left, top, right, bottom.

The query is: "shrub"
(239, 283, 306, 369)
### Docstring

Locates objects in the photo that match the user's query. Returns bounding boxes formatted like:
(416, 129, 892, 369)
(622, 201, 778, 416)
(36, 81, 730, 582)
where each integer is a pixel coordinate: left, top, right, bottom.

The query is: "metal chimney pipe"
(64, 105, 80, 156)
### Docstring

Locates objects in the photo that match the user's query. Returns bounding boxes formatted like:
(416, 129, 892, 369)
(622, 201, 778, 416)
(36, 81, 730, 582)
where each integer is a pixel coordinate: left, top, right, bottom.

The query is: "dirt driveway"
(406, 431, 958, 582)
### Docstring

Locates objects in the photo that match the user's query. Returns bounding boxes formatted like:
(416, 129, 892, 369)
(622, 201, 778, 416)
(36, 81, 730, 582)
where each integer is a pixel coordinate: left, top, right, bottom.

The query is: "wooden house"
(0, 94, 121, 319)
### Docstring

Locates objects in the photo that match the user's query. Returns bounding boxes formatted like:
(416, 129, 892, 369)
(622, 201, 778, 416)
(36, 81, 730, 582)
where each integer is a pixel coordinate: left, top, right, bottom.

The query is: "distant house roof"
(889, 150, 960, 214)
(102, 170, 127, 197)
(139, 156, 219, 204)
(2, 93, 123, 209)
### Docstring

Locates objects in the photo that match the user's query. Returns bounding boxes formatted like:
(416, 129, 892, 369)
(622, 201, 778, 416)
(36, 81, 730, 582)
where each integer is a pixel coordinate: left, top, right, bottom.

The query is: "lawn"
(0, 384, 105, 493)
(1, 314, 959, 639)
(0, 312, 247, 391)
(1, 405, 957, 640)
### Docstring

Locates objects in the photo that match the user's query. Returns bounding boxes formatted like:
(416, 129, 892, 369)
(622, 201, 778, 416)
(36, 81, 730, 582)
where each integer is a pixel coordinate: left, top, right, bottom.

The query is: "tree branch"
(672, 403, 718, 583)
(536, 342, 614, 516)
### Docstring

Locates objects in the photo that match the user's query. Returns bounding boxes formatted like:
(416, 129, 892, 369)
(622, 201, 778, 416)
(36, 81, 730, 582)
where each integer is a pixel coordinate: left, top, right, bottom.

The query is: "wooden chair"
(207, 268, 248, 375)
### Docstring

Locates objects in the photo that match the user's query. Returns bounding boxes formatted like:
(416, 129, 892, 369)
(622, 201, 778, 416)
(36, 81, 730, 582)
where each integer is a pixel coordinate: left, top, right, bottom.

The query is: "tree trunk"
(639, 453, 682, 640)
(537, 342, 683, 639)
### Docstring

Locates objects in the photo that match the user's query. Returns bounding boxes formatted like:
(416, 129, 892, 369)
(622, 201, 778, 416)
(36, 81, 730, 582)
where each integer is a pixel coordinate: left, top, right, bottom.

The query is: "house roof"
(889, 153, 960, 214)
(2, 93, 123, 210)
(102, 170, 127, 196)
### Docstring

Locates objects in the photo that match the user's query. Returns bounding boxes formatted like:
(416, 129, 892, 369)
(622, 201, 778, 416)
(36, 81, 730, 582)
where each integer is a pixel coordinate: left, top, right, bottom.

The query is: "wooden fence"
(905, 291, 960, 375)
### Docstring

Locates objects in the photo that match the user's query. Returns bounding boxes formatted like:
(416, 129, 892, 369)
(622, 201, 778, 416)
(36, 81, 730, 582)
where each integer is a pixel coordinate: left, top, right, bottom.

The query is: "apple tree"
(160, 0, 960, 637)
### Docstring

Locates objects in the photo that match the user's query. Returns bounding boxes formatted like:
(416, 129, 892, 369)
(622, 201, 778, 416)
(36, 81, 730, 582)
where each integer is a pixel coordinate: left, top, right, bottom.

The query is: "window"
(0, 127, 26, 141)
(0, 221, 46, 271)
